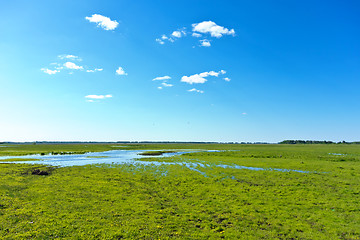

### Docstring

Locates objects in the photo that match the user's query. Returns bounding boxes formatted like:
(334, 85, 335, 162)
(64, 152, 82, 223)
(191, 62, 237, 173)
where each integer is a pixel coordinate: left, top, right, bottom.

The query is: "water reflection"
(0, 150, 310, 174)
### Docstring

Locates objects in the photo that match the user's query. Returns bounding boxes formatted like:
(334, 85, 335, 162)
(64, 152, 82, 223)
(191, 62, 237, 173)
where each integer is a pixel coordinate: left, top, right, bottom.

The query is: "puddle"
(329, 153, 346, 156)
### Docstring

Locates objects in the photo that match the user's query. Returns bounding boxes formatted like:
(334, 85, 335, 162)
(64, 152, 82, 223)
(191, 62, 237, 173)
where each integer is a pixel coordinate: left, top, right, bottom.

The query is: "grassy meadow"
(0, 143, 359, 239)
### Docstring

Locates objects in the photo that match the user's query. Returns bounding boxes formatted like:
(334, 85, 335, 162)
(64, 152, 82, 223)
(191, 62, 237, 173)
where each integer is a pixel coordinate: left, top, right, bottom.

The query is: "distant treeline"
(279, 140, 360, 144)
(0, 141, 270, 145)
(1, 140, 359, 145)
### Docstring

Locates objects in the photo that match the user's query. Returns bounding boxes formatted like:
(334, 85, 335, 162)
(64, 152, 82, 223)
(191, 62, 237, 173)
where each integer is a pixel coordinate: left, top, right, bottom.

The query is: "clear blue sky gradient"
(0, 0, 359, 142)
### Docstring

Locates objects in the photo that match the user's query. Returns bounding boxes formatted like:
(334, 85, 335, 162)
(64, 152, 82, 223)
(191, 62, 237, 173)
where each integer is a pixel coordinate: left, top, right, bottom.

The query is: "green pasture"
(0, 144, 359, 239)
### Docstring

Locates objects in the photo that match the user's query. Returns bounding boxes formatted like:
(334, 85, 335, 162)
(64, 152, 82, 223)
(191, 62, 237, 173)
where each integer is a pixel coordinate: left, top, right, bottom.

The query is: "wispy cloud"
(58, 54, 82, 61)
(200, 39, 211, 47)
(115, 67, 127, 75)
(153, 75, 173, 89)
(41, 68, 60, 75)
(43, 55, 103, 75)
(153, 76, 171, 81)
(192, 21, 235, 38)
(85, 14, 119, 31)
(224, 77, 231, 81)
(86, 68, 103, 73)
(64, 62, 83, 70)
(161, 82, 173, 87)
(181, 70, 226, 84)
(156, 28, 186, 44)
(85, 94, 113, 102)
(188, 88, 204, 93)
(156, 38, 165, 44)
(192, 33, 202, 38)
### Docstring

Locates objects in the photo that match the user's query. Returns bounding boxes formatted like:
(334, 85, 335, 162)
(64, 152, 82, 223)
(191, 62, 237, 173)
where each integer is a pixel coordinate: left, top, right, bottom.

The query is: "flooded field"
(0, 143, 359, 239)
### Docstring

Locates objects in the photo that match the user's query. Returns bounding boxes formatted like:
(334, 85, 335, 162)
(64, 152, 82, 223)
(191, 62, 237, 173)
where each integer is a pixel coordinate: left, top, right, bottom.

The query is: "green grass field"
(0, 143, 359, 239)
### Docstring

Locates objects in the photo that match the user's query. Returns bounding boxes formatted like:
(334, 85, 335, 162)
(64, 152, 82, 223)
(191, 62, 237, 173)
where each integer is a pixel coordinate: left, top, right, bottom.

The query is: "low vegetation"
(138, 150, 177, 156)
(0, 144, 359, 239)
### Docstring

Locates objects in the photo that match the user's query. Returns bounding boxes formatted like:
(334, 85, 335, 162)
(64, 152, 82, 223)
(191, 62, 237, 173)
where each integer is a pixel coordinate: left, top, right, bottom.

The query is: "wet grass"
(0, 144, 359, 239)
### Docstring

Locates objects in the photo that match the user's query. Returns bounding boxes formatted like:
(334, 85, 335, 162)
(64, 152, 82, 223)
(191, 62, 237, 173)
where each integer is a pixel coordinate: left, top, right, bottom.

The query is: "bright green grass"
(0, 144, 359, 239)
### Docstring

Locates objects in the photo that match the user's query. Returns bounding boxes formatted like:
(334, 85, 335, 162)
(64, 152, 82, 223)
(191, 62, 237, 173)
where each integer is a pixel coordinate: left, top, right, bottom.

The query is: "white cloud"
(157, 29, 185, 44)
(181, 74, 207, 84)
(85, 94, 113, 100)
(224, 77, 231, 81)
(64, 62, 83, 70)
(156, 38, 165, 44)
(192, 33, 202, 38)
(156, 35, 174, 44)
(199, 71, 219, 77)
(86, 68, 103, 73)
(158, 86, 163, 90)
(242, 112, 247, 115)
(85, 14, 119, 31)
(172, 31, 182, 38)
(41, 68, 60, 75)
(200, 39, 211, 47)
(115, 67, 127, 75)
(188, 88, 204, 93)
(161, 82, 173, 87)
(181, 70, 226, 84)
(192, 21, 235, 38)
(58, 54, 82, 61)
(153, 76, 171, 81)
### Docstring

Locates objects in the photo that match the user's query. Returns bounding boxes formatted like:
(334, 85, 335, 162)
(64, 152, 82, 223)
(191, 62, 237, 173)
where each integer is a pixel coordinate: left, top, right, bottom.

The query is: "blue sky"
(0, 0, 359, 142)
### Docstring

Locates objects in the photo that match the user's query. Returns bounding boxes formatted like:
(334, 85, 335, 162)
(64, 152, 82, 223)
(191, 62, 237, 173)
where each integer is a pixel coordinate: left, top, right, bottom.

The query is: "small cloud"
(188, 88, 204, 93)
(41, 68, 60, 75)
(58, 54, 82, 61)
(181, 74, 207, 84)
(85, 14, 119, 31)
(85, 94, 113, 100)
(181, 70, 226, 84)
(192, 21, 235, 38)
(157, 28, 185, 44)
(115, 67, 127, 75)
(161, 82, 173, 87)
(156, 38, 165, 44)
(172, 31, 182, 38)
(157, 86, 163, 90)
(192, 32, 202, 38)
(199, 71, 220, 77)
(85, 14, 119, 30)
(153, 76, 171, 81)
(224, 77, 231, 81)
(64, 62, 83, 70)
(242, 112, 247, 115)
(200, 39, 211, 47)
(86, 68, 103, 73)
